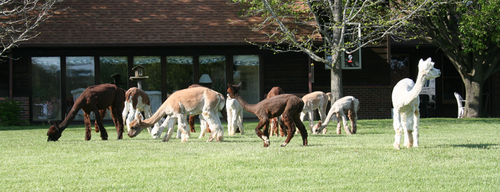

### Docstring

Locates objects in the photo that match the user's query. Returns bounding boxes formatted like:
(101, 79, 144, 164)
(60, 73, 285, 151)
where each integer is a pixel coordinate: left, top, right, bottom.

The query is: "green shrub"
(0, 99, 23, 126)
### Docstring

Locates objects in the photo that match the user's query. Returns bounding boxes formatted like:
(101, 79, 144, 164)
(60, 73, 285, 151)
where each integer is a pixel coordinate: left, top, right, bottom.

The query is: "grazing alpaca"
(226, 93, 244, 136)
(127, 86, 225, 143)
(122, 87, 157, 133)
(46, 84, 125, 141)
(227, 83, 308, 147)
(392, 58, 440, 149)
(266, 86, 286, 137)
(312, 96, 360, 135)
(300, 91, 332, 133)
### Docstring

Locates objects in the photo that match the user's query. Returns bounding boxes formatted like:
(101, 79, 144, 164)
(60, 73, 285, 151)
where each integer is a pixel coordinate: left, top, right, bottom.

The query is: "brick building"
(1, 0, 499, 124)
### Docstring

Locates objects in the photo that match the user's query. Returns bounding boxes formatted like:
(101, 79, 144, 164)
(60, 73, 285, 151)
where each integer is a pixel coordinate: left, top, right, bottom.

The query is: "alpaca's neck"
(234, 94, 259, 115)
(319, 108, 336, 130)
(57, 103, 81, 131)
(139, 104, 166, 128)
(403, 74, 427, 106)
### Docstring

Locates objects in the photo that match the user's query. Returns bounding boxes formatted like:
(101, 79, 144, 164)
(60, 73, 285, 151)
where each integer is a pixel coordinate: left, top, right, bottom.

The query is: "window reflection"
(100, 56, 128, 90)
(133, 56, 161, 92)
(166, 56, 193, 94)
(199, 55, 225, 94)
(66, 56, 95, 120)
(233, 55, 259, 118)
(32, 57, 61, 121)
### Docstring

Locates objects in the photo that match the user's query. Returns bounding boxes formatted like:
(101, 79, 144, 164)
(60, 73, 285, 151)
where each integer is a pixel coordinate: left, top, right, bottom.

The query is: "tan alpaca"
(392, 58, 440, 149)
(300, 91, 332, 133)
(312, 96, 360, 135)
(127, 87, 225, 143)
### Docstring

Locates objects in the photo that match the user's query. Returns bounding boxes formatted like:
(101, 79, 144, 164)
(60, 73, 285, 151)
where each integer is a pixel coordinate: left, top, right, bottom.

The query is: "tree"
(232, 0, 431, 100)
(0, 0, 63, 57)
(397, 0, 500, 117)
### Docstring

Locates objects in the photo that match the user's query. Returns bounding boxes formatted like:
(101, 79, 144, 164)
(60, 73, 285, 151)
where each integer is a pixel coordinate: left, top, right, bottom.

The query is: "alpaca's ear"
(48, 120, 53, 125)
(236, 82, 242, 88)
(136, 114, 142, 123)
(227, 83, 232, 88)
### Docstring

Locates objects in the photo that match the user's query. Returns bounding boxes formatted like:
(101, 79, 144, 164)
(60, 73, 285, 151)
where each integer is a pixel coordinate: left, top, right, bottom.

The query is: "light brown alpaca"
(266, 86, 286, 137)
(227, 83, 308, 147)
(127, 87, 225, 143)
(47, 84, 125, 141)
(300, 91, 332, 133)
(312, 96, 360, 135)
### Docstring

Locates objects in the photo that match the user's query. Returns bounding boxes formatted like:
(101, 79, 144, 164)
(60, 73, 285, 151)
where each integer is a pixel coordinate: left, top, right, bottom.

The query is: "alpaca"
(266, 86, 286, 137)
(227, 83, 307, 147)
(226, 93, 244, 136)
(127, 86, 225, 143)
(312, 96, 360, 135)
(392, 57, 440, 149)
(300, 91, 332, 133)
(46, 84, 125, 141)
(122, 87, 157, 133)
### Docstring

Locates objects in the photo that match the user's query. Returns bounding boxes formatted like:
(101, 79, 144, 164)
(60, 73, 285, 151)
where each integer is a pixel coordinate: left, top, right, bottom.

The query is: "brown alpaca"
(47, 84, 125, 141)
(266, 86, 286, 137)
(227, 83, 308, 147)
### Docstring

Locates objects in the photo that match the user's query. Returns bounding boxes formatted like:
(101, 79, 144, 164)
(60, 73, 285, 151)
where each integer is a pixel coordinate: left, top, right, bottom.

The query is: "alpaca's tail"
(216, 92, 225, 111)
(326, 92, 333, 101)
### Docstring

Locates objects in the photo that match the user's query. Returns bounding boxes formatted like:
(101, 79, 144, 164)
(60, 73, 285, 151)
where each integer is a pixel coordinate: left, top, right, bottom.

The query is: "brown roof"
(23, 0, 266, 46)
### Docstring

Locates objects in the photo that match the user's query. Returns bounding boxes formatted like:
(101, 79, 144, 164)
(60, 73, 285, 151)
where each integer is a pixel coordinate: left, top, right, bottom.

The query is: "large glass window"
(199, 55, 225, 94)
(233, 55, 259, 118)
(32, 57, 62, 121)
(133, 56, 161, 92)
(100, 56, 128, 90)
(66, 56, 95, 120)
(166, 56, 193, 94)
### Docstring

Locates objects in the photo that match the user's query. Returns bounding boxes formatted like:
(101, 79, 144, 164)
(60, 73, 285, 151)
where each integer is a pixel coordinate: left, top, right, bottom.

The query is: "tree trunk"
(463, 76, 483, 118)
(331, 57, 342, 102)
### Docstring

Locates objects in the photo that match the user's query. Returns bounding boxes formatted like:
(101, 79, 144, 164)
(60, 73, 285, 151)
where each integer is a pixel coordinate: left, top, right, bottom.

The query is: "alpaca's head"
(127, 114, 146, 138)
(311, 121, 322, 134)
(419, 57, 441, 80)
(227, 82, 242, 99)
(47, 121, 62, 141)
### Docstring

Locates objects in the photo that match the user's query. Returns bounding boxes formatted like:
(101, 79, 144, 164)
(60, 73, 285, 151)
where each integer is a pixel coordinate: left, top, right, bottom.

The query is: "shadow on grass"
(440, 143, 498, 149)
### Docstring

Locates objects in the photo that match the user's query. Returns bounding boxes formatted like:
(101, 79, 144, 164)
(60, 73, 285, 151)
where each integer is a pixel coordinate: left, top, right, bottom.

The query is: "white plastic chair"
(454, 92, 466, 118)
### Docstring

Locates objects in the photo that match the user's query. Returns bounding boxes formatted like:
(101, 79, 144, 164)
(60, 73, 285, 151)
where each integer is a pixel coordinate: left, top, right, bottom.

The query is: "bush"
(0, 99, 23, 126)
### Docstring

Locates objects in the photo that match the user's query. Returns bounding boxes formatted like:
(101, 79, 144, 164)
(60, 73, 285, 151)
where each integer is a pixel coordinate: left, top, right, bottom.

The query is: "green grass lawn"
(0, 118, 499, 191)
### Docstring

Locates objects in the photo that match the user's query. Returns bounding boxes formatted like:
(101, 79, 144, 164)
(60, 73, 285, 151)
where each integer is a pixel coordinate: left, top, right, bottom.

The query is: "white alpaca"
(122, 87, 157, 133)
(392, 57, 440, 149)
(226, 94, 244, 136)
(127, 87, 225, 143)
(300, 91, 331, 133)
(312, 96, 360, 135)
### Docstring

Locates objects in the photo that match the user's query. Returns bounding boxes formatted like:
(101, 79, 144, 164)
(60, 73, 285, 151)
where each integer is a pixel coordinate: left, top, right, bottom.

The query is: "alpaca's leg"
(109, 107, 124, 140)
(393, 109, 402, 149)
(348, 109, 357, 134)
(335, 113, 342, 134)
(340, 111, 352, 135)
(94, 109, 106, 133)
(84, 112, 92, 140)
(162, 116, 176, 142)
(175, 115, 189, 142)
(122, 101, 129, 131)
(281, 114, 296, 147)
(308, 110, 315, 131)
(413, 108, 420, 147)
(144, 105, 154, 133)
(203, 111, 224, 142)
(237, 108, 244, 135)
(198, 116, 208, 139)
(255, 119, 270, 147)
(293, 111, 308, 146)
(228, 108, 236, 136)
(92, 109, 109, 140)
(188, 115, 196, 133)
(401, 112, 413, 148)
(151, 116, 168, 139)
(318, 107, 328, 134)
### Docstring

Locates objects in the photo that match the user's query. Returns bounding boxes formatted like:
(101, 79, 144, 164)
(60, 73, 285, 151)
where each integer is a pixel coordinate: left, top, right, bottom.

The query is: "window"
(32, 57, 62, 121)
(133, 56, 161, 92)
(166, 56, 193, 94)
(199, 55, 225, 94)
(66, 56, 95, 120)
(233, 55, 259, 118)
(100, 56, 128, 90)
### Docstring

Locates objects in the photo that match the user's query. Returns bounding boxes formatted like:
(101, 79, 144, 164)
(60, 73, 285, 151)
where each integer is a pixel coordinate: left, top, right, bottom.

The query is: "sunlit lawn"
(0, 118, 499, 191)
